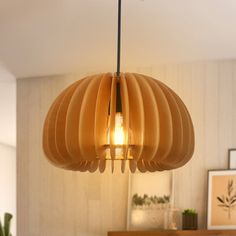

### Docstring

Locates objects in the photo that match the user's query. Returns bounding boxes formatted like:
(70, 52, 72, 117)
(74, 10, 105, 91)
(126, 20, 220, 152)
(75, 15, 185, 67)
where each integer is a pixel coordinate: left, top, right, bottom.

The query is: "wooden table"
(108, 230, 236, 236)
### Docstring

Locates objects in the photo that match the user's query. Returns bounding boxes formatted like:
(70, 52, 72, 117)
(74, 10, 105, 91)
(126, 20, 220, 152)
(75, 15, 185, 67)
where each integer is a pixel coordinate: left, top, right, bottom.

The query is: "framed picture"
(228, 149, 236, 169)
(207, 169, 236, 229)
(127, 171, 173, 230)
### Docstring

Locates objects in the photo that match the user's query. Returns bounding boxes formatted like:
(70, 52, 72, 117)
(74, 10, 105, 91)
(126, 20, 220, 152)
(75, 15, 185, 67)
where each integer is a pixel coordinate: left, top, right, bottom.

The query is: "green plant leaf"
(4, 213, 12, 236)
(0, 220, 4, 236)
(183, 209, 197, 215)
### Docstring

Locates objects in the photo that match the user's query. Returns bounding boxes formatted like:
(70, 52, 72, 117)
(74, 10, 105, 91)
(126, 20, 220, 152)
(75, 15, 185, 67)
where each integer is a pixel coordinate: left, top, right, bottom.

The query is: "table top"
(108, 230, 236, 236)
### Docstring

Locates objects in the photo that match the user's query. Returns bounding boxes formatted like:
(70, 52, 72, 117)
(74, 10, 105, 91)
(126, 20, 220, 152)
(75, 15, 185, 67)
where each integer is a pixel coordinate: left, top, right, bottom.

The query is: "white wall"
(0, 143, 16, 236)
(0, 66, 16, 235)
(0, 66, 16, 146)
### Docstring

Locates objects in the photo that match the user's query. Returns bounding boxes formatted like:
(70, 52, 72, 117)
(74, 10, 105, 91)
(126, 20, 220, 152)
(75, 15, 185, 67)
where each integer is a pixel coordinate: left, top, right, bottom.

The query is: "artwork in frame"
(207, 169, 236, 229)
(228, 149, 236, 169)
(127, 171, 173, 230)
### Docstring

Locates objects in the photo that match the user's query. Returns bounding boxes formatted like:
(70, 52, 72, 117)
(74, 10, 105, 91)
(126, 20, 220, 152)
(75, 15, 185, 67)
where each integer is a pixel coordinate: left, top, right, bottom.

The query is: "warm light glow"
(114, 113, 124, 145)
(43, 73, 195, 172)
(106, 112, 125, 159)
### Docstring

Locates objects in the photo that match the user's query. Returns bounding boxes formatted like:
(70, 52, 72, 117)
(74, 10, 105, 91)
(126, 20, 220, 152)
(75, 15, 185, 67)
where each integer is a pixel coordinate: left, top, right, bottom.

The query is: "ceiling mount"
(116, 0, 121, 76)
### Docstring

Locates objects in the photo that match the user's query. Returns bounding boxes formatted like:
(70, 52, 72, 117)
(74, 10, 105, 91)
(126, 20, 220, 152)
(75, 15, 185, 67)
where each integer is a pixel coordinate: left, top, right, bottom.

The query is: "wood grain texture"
(17, 60, 236, 236)
(108, 230, 236, 236)
(120, 74, 129, 172)
(95, 73, 112, 171)
(42, 73, 194, 172)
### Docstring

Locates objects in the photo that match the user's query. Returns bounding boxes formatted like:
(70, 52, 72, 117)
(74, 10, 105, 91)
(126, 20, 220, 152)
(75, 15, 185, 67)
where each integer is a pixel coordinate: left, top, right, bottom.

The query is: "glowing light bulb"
(106, 113, 128, 159)
(114, 113, 124, 145)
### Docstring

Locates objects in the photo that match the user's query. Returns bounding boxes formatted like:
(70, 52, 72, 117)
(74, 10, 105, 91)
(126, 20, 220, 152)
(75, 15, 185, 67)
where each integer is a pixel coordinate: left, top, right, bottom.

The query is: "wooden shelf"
(108, 230, 236, 236)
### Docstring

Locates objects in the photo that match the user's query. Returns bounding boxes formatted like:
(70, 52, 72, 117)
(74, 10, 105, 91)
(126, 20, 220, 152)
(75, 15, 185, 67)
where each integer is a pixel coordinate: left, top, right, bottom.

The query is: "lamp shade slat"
(137, 159, 147, 173)
(95, 74, 112, 158)
(55, 80, 82, 165)
(156, 81, 184, 169)
(88, 160, 99, 173)
(135, 74, 159, 163)
(99, 159, 106, 173)
(94, 73, 113, 173)
(125, 73, 144, 161)
(168, 89, 195, 168)
(44, 88, 69, 167)
(120, 73, 129, 173)
(109, 76, 117, 172)
(79, 75, 102, 162)
(143, 161, 158, 172)
(145, 76, 173, 164)
(125, 73, 145, 173)
(65, 77, 92, 163)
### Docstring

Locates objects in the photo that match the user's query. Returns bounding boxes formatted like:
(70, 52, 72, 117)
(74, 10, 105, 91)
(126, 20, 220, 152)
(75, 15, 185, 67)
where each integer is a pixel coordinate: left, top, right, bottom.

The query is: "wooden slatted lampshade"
(43, 73, 194, 173)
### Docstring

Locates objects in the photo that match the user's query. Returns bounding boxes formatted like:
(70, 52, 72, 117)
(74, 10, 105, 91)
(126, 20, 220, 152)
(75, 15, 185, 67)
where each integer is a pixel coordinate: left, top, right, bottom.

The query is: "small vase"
(164, 208, 181, 230)
(182, 214, 198, 230)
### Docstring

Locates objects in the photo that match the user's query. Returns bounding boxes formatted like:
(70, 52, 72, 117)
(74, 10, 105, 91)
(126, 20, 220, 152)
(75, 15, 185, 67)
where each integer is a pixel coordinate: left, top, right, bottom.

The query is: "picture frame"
(228, 149, 236, 169)
(207, 169, 236, 229)
(127, 171, 173, 230)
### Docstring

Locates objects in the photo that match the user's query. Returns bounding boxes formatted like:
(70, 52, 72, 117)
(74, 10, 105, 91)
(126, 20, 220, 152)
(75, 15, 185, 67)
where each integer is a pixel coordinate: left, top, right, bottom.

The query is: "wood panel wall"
(17, 60, 236, 236)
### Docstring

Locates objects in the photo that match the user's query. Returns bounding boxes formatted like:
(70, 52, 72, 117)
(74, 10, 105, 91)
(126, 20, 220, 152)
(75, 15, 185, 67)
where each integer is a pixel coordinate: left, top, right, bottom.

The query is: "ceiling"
(1, 0, 236, 78)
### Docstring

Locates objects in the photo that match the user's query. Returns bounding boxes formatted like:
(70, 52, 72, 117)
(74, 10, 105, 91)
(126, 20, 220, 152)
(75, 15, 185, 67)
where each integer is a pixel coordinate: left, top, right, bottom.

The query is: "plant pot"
(182, 214, 198, 230)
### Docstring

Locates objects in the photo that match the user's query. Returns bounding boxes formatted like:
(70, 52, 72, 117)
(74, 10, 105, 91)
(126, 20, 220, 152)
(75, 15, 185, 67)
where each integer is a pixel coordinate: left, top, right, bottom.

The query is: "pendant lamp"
(43, 0, 195, 173)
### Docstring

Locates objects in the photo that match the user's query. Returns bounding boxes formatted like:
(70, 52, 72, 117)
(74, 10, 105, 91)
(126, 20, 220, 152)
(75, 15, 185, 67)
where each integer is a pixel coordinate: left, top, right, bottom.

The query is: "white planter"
(130, 204, 171, 230)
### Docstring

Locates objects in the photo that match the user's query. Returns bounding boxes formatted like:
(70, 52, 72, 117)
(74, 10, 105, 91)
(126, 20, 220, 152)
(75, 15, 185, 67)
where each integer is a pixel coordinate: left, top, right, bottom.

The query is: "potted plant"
(0, 212, 13, 236)
(182, 209, 198, 230)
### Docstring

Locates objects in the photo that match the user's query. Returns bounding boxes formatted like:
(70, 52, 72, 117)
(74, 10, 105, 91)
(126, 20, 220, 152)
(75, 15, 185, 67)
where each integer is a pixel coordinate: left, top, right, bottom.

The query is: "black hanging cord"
(116, 0, 122, 77)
